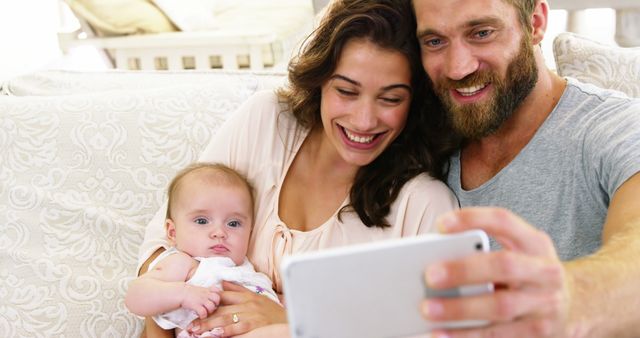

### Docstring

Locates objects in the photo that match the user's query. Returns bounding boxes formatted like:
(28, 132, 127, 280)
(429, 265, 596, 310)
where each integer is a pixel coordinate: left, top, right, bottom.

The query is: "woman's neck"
(301, 125, 359, 186)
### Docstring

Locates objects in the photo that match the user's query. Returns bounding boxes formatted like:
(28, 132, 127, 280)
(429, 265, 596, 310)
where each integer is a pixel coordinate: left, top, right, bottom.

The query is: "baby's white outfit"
(149, 247, 279, 332)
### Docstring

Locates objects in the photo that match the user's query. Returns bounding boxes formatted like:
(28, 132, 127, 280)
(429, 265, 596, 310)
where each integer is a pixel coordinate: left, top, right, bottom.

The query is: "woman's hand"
(188, 281, 287, 337)
(234, 324, 291, 338)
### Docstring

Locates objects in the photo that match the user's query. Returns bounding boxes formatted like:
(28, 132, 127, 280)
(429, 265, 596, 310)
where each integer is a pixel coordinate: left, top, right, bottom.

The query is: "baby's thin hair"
(165, 162, 254, 219)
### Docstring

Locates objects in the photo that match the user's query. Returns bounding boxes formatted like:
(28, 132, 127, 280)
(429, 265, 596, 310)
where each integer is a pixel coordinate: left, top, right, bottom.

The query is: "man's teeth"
(456, 83, 487, 96)
(344, 128, 375, 144)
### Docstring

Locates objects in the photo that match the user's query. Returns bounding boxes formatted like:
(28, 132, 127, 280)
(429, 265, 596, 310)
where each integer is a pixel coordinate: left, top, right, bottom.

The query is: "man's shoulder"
(559, 78, 640, 120)
(565, 77, 639, 104)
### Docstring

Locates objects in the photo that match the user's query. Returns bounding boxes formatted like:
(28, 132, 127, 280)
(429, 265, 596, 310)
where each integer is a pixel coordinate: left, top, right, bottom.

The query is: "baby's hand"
(181, 285, 221, 319)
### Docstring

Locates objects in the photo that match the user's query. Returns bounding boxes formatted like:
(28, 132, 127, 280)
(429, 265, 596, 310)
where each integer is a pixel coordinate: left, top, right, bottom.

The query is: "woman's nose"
(351, 99, 377, 131)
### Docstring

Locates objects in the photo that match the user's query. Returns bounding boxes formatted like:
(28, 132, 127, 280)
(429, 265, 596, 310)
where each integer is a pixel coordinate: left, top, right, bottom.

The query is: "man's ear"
(166, 219, 177, 246)
(530, 0, 549, 45)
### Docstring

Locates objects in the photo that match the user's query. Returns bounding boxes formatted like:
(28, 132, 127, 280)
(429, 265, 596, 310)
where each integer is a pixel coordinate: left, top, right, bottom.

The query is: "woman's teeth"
(344, 128, 375, 144)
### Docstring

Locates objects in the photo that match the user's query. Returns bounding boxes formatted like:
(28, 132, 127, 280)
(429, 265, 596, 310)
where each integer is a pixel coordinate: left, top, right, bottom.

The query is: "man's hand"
(422, 207, 571, 338)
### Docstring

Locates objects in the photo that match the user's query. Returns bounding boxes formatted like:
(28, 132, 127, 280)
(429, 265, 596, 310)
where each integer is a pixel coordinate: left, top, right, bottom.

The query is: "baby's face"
(167, 173, 253, 265)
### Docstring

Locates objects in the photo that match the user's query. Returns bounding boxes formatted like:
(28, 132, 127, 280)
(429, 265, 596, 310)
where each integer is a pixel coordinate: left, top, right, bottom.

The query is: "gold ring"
(232, 313, 239, 324)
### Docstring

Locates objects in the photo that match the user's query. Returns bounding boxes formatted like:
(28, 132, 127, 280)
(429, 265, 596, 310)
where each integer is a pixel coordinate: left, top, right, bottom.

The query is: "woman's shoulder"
(235, 90, 295, 126)
(401, 173, 455, 197)
(393, 173, 458, 215)
(389, 173, 458, 235)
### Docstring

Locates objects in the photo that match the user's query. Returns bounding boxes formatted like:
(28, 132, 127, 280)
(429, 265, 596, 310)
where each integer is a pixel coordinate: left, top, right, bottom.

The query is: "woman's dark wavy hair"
(277, 0, 459, 228)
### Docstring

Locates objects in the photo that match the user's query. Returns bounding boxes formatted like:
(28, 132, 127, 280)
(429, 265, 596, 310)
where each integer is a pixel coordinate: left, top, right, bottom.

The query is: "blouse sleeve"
(136, 90, 282, 273)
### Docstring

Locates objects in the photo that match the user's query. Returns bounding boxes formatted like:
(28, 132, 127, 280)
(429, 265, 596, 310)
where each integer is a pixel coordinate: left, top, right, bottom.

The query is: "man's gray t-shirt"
(447, 78, 640, 260)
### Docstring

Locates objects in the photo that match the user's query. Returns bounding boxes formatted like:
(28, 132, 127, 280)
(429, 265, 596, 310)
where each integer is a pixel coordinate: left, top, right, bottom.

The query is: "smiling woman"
(135, 0, 460, 336)
(318, 38, 413, 168)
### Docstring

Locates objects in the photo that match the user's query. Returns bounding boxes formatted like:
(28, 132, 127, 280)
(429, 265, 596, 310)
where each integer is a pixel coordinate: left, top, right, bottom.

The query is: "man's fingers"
(432, 316, 559, 338)
(426, 250, 564, 289)
(436, 207, 556, 256)
(422, 289, 563, 323)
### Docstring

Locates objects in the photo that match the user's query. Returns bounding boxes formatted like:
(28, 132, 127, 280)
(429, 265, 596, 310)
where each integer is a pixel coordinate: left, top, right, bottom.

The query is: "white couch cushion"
(0, 71, 285, 336)
(553, 32, 640, 98)
(1, 69, 286, 96)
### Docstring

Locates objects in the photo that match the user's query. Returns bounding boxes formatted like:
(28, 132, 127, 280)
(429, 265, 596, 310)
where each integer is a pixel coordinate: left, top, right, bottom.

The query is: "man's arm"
(421, 172, 640, 338)
(565, 172, 640, 337)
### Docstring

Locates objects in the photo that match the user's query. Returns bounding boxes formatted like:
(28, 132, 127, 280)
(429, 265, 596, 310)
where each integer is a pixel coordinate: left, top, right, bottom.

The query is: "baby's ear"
(166, 219, 177, 245)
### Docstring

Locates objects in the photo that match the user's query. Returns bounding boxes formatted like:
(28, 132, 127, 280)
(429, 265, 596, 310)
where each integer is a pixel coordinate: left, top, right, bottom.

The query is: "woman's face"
(320, 38, 412, 168)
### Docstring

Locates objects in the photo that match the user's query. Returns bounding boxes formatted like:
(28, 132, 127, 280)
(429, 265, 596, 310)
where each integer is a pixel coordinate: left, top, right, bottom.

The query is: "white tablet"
(280, 230, 493, 338)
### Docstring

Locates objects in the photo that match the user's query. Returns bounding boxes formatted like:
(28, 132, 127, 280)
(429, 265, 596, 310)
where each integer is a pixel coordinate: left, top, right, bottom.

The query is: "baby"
(125, 163, 278, 337)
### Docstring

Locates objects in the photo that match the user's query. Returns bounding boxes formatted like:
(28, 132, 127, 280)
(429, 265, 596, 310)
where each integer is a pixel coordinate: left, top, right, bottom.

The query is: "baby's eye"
(194, 218, 208, 225)
(227, 220, 241, 228)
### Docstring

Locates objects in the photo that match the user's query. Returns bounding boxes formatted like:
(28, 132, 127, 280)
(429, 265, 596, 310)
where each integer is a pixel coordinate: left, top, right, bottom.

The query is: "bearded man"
(413, 0, 640, 337)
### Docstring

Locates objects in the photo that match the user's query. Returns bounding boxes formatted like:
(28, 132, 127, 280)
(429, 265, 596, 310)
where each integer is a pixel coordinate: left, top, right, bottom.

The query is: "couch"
(0, 32, 638, 337)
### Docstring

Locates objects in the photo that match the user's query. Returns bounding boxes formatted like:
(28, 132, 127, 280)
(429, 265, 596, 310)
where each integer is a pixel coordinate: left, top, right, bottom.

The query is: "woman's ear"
(530, 0, 549, 45)
(166, 219, 177, 246)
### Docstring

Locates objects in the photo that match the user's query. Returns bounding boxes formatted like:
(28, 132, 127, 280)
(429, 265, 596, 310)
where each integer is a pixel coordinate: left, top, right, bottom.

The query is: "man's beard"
(434, 38, 538, 139)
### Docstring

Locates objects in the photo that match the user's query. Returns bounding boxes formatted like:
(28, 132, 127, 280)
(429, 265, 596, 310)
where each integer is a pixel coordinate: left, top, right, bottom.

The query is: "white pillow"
(151, 0, 220, 31)
(64, 0, 177, 35)
(553, 32, 640, 98)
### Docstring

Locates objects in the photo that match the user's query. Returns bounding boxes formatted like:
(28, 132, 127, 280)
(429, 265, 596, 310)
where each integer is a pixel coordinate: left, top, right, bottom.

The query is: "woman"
(136, 0, 459, 336)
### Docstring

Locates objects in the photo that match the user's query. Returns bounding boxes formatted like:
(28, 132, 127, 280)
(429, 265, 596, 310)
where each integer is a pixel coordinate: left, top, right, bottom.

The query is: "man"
(413, 0, 640, 337)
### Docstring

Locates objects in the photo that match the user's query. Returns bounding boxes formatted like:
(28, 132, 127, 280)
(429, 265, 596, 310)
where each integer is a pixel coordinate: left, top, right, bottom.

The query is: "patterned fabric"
(553, 32, 640, 98)
(0, 70, 285, 337)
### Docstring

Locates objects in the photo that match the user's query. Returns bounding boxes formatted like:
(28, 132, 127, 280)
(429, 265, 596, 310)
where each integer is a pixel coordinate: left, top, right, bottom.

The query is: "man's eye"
(475, 29, 493, 39)
(227, 220, 241, 228)
(194, 218, 208, 225)
(424, 38, 441, 48)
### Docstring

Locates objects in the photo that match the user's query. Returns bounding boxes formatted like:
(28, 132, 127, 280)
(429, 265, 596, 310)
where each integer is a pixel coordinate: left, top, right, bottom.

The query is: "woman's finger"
(222, 281, 252, 292)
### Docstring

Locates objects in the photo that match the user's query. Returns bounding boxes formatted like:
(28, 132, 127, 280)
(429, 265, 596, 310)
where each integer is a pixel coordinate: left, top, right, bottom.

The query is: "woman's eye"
(194, 218, 208, 225)
(227, 220, 241, 228)
(381, 97, 402, 104)
(337, 88, 356, 96)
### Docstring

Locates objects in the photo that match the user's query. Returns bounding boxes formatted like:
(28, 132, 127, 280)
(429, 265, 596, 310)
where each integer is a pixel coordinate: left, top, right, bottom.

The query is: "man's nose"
(445, 41, 479, 81)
